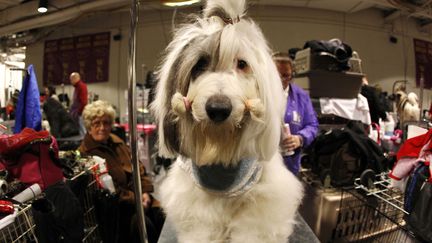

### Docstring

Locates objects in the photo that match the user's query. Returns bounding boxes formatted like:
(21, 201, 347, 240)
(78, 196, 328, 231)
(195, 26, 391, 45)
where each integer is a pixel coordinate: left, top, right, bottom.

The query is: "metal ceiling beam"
(0, 0, 68, 27)
(1, 0, 432, 36)
(0, 2, 37, 27)
(0, 0, 129, 37)
(346, 1, 365, 13)
(419, 19, 432, 32)
(366, 0, 432, 22)
(384, 9, 402, 23)
(0, 0, 19, 4)
(0, 0, 101, 28)
(360, 0, 397, 9)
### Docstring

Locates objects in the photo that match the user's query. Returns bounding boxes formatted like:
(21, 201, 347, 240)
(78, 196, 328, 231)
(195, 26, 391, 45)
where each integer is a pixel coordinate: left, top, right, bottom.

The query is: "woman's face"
(276, 60, 293, 89)
(89, 115, 112, 143)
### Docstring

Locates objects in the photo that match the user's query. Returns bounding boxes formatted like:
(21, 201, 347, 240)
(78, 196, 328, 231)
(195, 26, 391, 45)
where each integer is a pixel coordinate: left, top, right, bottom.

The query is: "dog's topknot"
(204, 0, 246, 24)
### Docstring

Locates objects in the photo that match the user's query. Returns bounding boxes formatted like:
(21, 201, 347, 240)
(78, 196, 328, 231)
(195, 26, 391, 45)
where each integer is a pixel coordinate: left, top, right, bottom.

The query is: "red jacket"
(70, 80, 88, 117)
(389, 129, 432, 180)
(396, 129, 432, 160)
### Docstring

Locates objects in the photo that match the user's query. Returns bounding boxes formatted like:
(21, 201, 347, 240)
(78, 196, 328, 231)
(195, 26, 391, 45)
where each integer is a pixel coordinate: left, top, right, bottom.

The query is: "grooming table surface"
(157, 213, 319, 243)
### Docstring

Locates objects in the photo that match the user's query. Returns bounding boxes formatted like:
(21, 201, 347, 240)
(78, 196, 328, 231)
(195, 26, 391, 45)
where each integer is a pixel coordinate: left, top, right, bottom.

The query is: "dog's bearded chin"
(179, 156, 263, 197)
(189, 119, 246, 167)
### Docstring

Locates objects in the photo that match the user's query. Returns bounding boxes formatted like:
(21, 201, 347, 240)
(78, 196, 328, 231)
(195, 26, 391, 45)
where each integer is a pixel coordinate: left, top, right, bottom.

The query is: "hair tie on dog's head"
(172, 92, 192, 115)
(245, 99, 264, 122)
(220, 15, 241, 25)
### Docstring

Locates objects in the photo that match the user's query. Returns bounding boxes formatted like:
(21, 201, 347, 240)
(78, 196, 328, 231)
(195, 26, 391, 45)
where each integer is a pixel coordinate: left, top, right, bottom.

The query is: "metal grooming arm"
(128, 0, 148, 242)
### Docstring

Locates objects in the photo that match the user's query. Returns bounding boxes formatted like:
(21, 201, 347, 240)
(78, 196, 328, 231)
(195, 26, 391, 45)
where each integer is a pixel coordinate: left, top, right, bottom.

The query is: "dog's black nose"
(205, 95, 232, 123)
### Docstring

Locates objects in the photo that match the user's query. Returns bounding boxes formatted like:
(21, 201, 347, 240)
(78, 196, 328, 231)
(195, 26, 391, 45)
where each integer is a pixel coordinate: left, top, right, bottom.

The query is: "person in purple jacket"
(273, 52, 319, 175)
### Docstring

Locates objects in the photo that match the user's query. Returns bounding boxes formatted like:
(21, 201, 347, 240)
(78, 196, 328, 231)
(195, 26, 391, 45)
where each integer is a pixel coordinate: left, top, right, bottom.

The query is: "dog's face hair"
(152, 0, 285, 166)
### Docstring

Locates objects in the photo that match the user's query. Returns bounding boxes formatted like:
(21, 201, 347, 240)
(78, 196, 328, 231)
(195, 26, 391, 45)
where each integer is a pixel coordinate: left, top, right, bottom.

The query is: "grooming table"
(157, 213, 319, 243)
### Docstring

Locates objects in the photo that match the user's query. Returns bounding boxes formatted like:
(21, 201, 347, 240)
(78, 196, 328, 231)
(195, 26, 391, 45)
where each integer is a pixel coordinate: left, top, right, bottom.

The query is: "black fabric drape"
(32, 181, 84, 243)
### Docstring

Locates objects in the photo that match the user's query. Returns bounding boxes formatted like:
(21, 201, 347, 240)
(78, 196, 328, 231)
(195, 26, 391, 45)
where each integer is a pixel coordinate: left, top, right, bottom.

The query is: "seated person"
(58, 93, 70, 108)
(45, 86, 59, 101)
(78, 100, 164, 243)
(43, 86, 79, 138)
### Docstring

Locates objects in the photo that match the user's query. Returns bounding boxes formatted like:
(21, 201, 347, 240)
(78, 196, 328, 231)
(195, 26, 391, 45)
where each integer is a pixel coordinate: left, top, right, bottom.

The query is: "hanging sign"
(43, 32, 110, 85)
(414, 38, 432, 89)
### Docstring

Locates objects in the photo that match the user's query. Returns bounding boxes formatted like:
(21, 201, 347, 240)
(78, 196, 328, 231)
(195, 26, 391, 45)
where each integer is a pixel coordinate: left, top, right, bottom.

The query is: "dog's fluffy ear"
(151, 82, 180, 158)
(151, 35, 189, 158)
(255, 55, 286, 161)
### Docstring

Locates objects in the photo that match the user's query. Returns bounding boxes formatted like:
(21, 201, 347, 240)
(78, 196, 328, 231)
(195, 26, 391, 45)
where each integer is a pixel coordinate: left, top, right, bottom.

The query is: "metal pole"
(419, 73, 424, 121)
(128, 1, 148, 243)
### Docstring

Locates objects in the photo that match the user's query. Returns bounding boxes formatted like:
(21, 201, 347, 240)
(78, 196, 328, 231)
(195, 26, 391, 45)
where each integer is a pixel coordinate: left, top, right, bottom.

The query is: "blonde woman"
(79, 100, 164, 243)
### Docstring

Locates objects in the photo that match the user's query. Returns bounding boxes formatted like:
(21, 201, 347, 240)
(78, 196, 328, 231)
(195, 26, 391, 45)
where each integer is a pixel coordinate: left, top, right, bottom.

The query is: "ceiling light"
(162, 0, 201, 7)
(38, 0, 48, 13)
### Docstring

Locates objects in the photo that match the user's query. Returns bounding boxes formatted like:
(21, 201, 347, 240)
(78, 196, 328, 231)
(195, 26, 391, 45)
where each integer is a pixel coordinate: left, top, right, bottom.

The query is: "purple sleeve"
(297, 95, 319, 148)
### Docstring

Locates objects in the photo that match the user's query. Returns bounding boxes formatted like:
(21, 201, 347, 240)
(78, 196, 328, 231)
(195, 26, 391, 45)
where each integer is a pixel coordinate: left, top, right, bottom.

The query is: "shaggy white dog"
(395, 90, 420, 124)
(151, 0, 303, 242)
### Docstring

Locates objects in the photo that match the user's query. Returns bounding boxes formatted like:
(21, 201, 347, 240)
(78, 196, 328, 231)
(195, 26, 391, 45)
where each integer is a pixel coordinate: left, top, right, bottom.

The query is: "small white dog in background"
(151, 0, 303, 242)
(395, 90, 420, 124)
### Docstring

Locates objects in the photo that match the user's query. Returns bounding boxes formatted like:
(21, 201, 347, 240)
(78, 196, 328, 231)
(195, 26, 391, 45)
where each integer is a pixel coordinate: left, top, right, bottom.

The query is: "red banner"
(414, 38, 432, 89)
(43, 32, 110, 85)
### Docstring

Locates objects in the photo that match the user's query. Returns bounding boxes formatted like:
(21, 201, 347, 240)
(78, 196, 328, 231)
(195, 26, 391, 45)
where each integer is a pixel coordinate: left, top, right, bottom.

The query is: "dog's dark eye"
(237, 59, 248, 70)
(191, 57, 210, 79)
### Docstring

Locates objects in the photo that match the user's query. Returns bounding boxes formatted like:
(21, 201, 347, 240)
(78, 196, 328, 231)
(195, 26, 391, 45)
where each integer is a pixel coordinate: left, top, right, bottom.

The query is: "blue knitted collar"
(179, 157, 263, 197)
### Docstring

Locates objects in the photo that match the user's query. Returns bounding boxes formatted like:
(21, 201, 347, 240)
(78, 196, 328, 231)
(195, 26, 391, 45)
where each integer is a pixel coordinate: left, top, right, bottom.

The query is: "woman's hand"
(282, 134, 302, 152)
(142, 193, 152, 209)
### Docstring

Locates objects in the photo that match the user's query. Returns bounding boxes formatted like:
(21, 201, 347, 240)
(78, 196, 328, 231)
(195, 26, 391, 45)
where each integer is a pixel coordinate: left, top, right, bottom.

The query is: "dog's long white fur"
(151, 0, 303, 242)
(396, 90, 420, 124)
(162, 154, 303, 243)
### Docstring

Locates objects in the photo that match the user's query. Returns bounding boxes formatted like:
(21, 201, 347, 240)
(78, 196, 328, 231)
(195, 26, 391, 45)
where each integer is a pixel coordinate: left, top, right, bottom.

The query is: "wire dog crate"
(0, 163, 102, 243)
(71, 166, 102, 243)
(0, 204, 37, 243)
(332, 173, 417, 243)
(81, 176, 102, 243)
